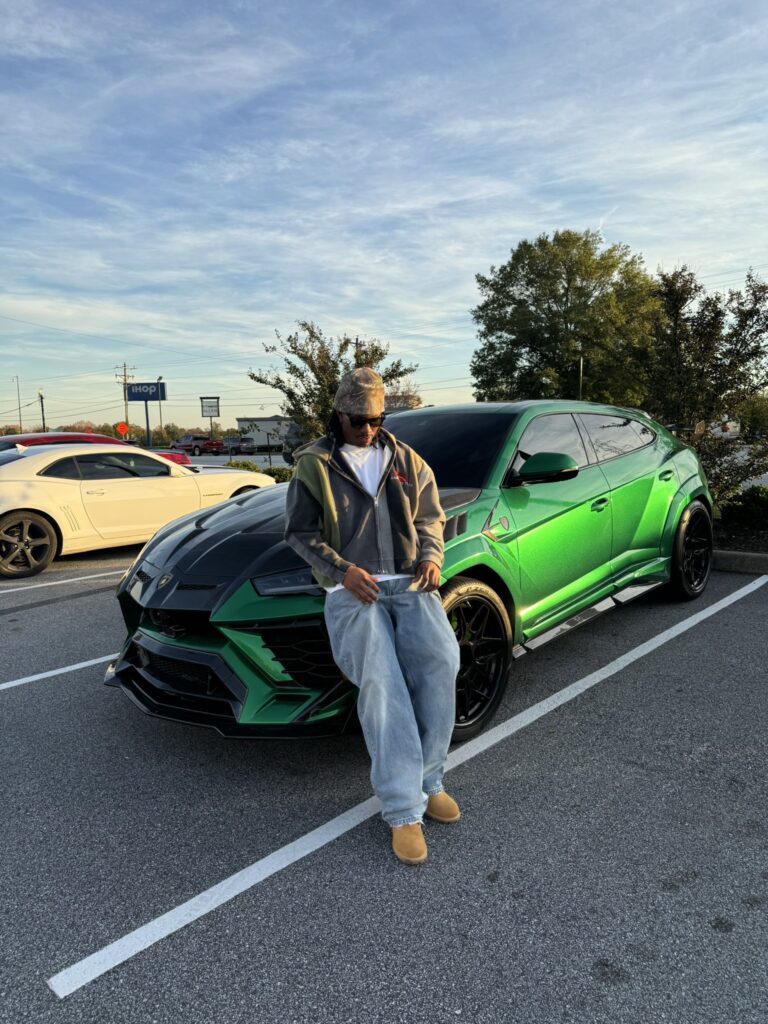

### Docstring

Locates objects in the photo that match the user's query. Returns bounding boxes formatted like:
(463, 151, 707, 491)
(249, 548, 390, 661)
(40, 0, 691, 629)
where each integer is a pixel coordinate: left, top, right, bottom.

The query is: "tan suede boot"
(391, 823, 428, 864)
(425, 791, 461, 823)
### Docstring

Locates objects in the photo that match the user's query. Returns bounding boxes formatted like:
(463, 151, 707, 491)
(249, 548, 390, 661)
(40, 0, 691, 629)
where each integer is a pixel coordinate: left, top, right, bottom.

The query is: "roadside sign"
(200, 396, 220, 418)
(115, 422, 129, 436)
(127, 382, 167, 401)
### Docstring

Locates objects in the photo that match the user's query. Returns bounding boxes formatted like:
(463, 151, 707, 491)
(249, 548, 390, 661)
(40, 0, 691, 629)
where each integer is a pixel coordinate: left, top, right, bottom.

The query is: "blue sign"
(127, 382, 167, 401)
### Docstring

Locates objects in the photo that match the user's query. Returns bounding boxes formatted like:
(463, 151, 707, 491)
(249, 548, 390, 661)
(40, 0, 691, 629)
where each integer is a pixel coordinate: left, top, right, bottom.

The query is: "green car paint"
(109, 401, 713, 738)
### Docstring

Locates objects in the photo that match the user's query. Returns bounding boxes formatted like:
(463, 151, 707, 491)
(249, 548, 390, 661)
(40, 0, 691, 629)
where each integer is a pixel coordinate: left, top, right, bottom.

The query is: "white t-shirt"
(324, 442, 411, 594)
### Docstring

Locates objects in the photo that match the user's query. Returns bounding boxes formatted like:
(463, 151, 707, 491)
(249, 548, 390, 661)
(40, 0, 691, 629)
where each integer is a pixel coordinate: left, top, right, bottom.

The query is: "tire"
(192, 446, 201, 456)
(0, 511, 58, 579)
(669, 499, 713, 600)
(440, 576, 513, 742)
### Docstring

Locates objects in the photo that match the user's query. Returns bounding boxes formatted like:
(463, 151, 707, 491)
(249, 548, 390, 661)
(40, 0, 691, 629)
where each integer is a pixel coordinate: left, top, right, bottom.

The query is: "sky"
(1, 0, 767, 431)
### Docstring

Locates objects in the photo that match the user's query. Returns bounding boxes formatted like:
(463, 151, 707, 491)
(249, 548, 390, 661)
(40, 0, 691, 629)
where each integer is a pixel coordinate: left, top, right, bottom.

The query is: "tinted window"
(511, 414, 589, 473)
(40, 457, 81, 480)
(385, 412, 517, 488)
(77, 453, 171, 480)
(580, 415, 654, 461)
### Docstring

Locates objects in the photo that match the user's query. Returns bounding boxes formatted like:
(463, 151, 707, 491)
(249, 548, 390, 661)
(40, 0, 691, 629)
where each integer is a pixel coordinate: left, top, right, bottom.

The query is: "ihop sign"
(127, 382, 167, 401)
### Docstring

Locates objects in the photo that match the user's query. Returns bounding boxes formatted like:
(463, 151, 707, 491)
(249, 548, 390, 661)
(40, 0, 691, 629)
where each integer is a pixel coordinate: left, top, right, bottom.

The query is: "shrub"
(226, 459, 294, 482)
(718, 485, 768, 528)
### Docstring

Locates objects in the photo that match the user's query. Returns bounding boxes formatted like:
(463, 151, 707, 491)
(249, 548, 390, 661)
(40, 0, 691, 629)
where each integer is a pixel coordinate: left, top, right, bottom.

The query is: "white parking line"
(0, 570, 126, 595)
(0, 654, 118, 692)
(46, 574, 767, 999)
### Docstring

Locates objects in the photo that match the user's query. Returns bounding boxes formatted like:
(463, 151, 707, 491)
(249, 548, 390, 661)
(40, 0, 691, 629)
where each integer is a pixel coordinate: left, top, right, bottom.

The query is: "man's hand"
(342, 565, 381, 604)
(414, 560, 441, 592)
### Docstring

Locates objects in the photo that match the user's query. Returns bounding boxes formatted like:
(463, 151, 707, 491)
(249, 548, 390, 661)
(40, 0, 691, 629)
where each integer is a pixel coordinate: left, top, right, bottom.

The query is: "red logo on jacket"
(391, 470, 408, 485)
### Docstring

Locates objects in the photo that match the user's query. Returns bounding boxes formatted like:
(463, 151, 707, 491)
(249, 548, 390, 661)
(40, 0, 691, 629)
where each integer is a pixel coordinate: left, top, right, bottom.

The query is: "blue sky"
(1, 0, 766, 430)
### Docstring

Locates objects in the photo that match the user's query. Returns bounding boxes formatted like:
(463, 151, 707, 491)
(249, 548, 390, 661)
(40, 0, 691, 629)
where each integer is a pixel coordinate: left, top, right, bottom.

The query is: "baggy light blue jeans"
(324, 577, 461, 827)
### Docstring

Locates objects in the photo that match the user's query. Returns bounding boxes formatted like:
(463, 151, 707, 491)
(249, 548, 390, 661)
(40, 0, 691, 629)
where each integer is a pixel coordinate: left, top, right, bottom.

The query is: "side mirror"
(509, 451, 579, 486)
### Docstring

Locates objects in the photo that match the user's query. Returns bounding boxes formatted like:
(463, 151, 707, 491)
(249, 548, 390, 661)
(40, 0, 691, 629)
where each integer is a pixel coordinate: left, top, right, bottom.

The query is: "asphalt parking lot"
(1, 552, 767, 1024)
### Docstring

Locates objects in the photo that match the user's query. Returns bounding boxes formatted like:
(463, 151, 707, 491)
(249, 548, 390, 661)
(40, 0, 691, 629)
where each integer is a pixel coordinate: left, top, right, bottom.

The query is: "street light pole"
(157, 375, 163, 437)
(11, 376, 22, 431)
(38, 390, 46, 432)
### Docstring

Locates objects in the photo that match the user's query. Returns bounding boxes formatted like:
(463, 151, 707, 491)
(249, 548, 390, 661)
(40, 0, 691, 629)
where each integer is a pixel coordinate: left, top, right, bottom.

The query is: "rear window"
(386, 411, 516, 488)
(580, 415, 655, 461)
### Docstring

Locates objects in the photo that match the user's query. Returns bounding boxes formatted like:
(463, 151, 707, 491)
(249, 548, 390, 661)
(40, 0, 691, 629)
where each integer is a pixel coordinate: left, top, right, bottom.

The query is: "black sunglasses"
(343, 413, 386, 429)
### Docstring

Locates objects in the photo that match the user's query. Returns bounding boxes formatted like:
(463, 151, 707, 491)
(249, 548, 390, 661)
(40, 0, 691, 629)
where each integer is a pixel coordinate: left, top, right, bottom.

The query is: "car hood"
(133, 482, 479, 585)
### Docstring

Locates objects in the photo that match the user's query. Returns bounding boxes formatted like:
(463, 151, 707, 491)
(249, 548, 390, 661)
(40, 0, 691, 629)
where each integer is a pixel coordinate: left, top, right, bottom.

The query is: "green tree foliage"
(736, 392, 768, 439)
(470, 229, 659, 405)
(248, 321, 418, 445)
(645, 268, 768, 507)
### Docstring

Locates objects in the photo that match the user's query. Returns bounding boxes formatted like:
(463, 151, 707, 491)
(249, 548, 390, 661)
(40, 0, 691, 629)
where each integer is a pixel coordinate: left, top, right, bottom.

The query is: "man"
(284, 367, 461, 865)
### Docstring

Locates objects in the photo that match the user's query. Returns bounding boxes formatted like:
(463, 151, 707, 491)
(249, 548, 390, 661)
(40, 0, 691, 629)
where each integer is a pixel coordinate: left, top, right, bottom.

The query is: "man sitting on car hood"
(284, 367, 461, 865)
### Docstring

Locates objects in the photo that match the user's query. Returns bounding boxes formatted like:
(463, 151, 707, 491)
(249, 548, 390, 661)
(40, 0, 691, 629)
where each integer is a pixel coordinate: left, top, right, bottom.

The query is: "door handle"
(590, 497, 609, 512)
(658, 470, 674, 481)
(85, 489, 105, 495)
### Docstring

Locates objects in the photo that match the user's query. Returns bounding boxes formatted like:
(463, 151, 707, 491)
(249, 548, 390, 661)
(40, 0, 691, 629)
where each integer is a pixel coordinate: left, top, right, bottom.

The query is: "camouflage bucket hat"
(333, 367, 386, 417)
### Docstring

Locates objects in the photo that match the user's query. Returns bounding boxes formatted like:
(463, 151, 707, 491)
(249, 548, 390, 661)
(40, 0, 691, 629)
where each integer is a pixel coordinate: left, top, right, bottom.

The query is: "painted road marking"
(0, 655, 118, 692)
(47, 574, 767, 999)
(0, 570, 126, 596)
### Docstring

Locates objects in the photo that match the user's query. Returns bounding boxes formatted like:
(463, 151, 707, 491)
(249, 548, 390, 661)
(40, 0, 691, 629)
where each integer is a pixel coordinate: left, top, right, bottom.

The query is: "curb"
(713, 548, 768, 575)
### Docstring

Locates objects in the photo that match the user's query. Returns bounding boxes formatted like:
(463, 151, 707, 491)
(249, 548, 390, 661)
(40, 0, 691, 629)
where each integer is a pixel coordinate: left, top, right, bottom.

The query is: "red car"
(0, 432, 191, 465)
(171, 434, 225, 456)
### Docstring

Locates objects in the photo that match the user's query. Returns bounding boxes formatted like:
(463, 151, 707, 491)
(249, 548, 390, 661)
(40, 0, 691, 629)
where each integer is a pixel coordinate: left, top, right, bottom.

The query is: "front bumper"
(106, 626, 357, 738)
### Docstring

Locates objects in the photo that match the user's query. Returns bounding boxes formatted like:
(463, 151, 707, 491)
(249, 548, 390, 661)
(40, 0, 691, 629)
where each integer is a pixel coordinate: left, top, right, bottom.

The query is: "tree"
(470, 229, 659, 406)
(248, 321, 418, 444)
(644, 268, 768, 506)
(736, 391, 768, 440)
(385, 375, 423, 410)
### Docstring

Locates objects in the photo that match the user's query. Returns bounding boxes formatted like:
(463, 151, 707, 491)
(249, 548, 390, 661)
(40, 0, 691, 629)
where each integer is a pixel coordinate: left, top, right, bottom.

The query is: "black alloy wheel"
(192, 446, 202, 456)
(0, 511, 58, 579)
(670, 499, 713, 600)
(440, 576, 513, 742)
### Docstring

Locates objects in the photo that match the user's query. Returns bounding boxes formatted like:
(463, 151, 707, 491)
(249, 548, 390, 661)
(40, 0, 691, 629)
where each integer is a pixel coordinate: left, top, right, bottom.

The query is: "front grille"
(141, 608, 219, 640)
(251, 618, 342, 690)
(130, 645, 233, 701)
(135, 569, 153, 584)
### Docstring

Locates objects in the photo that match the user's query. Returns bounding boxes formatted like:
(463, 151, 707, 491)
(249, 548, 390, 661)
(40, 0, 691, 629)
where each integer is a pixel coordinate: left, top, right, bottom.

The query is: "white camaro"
(0, 443, 276, 579)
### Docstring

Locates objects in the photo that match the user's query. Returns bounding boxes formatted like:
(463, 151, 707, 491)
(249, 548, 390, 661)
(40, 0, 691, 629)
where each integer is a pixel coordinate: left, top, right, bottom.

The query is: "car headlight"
(252, 568, 324, 596)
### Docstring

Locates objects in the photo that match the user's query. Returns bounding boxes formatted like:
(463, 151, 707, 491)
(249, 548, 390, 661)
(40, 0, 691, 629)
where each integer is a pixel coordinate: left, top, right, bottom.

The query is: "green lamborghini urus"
(106, 401, 713, 741)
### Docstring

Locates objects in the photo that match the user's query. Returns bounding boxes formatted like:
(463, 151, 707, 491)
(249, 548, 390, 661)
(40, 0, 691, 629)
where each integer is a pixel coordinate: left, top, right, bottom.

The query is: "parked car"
(0, 431, 128, 451)
(0, 444, 275, 579)
(171, 434, 225, 456)
(106, 401, 713, 741)
(0, 432, 192, 468)
(153, 449, 192, 466)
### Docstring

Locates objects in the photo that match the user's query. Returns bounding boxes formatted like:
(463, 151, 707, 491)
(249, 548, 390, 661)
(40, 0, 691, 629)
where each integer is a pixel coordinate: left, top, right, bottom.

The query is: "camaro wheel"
(440, 576, 513, 742)
(0, 511, 58, 579)
(192, 446, 202, 456)
(670, 499, 713, 600)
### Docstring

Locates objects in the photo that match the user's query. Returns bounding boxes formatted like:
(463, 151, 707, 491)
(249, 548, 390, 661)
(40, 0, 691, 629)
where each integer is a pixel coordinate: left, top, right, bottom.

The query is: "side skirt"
(512, 580, 664, 658)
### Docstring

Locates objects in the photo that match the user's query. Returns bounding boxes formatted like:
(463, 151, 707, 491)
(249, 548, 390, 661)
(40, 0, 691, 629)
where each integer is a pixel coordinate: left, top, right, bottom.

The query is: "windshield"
(0, 451, 25, 466)
(385, 411, 516, 488)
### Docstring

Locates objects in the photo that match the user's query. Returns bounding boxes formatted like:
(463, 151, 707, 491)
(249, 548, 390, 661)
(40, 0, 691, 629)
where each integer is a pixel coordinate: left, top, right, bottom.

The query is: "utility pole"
(115, 362, 136, 431)
(38, 390, 46, 432)
(157, 375, 163, 436)
(11, 376, 22, 431)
